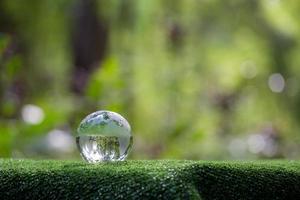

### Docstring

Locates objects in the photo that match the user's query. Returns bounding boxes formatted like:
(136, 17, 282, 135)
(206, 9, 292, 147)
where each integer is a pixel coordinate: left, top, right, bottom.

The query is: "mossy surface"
(0, 159, 300, 200)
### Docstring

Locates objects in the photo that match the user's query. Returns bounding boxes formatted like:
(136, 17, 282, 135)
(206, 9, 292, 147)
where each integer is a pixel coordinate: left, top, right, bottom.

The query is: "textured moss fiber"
(0, 159, 300, 200)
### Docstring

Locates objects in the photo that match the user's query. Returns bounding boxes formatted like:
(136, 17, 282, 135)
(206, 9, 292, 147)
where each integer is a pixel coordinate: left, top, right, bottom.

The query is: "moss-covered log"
(0, 159, 300, 199)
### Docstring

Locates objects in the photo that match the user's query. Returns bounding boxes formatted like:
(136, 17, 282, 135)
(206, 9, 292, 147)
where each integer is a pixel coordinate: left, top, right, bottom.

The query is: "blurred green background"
(1, 0, 300, 160)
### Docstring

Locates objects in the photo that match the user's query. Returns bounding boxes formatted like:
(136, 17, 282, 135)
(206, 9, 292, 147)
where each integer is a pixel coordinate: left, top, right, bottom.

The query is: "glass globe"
(76, 110, 132, 163)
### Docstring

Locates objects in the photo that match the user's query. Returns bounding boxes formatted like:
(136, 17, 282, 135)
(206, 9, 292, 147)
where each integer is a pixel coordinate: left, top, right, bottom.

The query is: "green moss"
(0, 159, 300, 199)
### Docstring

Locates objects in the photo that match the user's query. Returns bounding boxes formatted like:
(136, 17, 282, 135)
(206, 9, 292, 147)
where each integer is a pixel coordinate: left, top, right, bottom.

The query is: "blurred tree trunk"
(71, 0, 108, 94)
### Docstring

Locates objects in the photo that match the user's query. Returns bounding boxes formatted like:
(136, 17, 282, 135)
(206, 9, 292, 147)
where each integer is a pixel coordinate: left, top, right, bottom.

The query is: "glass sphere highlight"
(76, 110, 132, 163)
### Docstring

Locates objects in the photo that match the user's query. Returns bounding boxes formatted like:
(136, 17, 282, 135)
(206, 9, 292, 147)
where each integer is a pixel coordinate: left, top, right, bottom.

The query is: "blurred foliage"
(1, 0, 300, 160)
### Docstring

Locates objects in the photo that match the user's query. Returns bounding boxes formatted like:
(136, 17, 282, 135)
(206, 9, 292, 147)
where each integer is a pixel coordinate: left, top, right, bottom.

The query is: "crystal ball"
(76, 110, 132, 163)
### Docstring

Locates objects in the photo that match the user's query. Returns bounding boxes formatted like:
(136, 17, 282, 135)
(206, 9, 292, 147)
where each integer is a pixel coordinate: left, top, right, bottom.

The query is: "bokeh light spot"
(46, 129, 75, 153)
(240, 60, 257, 79)
(21, 104, 45, 125)
(247, 134, 266, 154)
(268, 73, 285, 93)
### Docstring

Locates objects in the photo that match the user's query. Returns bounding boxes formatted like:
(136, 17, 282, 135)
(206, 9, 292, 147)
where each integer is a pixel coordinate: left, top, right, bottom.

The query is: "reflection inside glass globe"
(76, 111, 133, 163)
